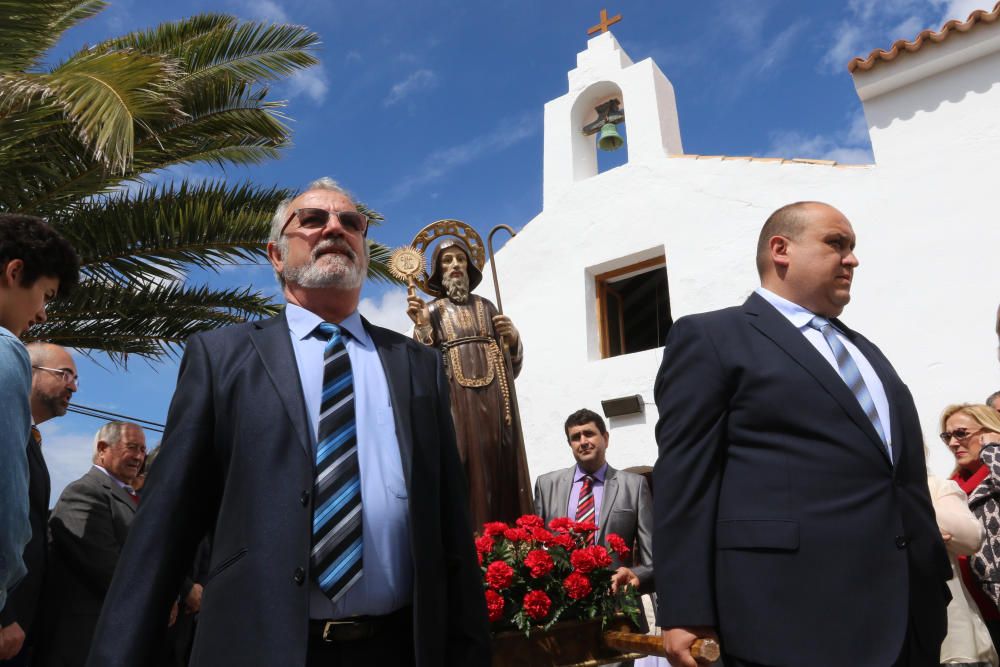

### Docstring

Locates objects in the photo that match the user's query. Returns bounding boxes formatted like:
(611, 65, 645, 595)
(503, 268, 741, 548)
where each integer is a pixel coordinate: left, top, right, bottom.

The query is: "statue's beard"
(442, 273, 469, 303)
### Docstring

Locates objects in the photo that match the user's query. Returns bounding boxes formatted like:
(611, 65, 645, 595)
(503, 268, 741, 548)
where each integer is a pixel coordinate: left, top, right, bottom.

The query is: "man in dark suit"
(534, 408, 653, 597)
(654, 202, 950, 667)
(38, 421, 146, 667)
(0, 343, 77, 665)
(86, 178, 490, 667)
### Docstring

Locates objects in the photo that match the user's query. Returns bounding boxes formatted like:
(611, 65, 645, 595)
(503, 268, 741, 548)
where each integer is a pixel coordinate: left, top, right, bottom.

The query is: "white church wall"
(482, 27, 1000, 487)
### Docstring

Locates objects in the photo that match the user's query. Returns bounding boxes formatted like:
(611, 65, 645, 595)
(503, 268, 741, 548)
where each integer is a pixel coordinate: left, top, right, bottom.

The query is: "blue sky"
(40, 0, 986, 500)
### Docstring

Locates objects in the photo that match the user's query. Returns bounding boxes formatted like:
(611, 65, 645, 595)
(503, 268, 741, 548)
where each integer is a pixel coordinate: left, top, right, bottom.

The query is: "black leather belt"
(309, 606, 411, 643)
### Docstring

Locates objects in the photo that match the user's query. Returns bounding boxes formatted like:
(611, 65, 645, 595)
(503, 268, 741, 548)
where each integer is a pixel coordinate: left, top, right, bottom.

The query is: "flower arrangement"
(477, 514, 642, 636)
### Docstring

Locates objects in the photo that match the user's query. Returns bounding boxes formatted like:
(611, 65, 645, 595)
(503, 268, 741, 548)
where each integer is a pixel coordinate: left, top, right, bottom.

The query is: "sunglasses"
(280, 208, 369, 237)
(939, 427, 985, 444)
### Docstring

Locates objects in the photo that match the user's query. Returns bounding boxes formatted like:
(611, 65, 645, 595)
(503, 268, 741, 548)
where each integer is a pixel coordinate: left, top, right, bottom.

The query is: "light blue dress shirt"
(0, 326, 31, 613)
(567, 463, 608, 524)
(284, 304, 413, 619)
(755, 287, 893, 459)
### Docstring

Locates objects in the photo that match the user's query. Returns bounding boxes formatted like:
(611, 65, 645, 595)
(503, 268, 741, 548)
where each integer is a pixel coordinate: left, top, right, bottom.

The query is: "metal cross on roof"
(588, 8, 622, 35)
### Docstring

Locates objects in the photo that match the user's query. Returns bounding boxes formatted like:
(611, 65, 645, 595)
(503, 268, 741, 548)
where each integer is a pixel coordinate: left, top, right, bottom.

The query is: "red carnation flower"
(549, 532, 574, 549)
(478, 551, 483, 566)
(523, 549, 554, 578)
(590, 545, 612, 568)
(563, 571, 592, 600)
(485, 561, 514, 590)
(475, 534, 495, 555)
(530, 527, 554, 545)
(516, 514, 545, 529)
(548, 517, 573, 532)
(570, 548, 598, 574)
(522, 590, 552, 621)
(504, 527, 531, 542)
(606, 533, 630, 557)
(483, 521, 509, 537)
(485, 589, 505, 622)
(573, 520, 598, 534)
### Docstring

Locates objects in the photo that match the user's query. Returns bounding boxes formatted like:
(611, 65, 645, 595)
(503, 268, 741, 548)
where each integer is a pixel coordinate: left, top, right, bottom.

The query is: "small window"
(595, 257, 672, 358)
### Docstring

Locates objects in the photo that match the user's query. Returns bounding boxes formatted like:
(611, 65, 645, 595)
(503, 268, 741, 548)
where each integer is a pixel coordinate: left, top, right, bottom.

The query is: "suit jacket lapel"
(249, 311, 313, 460)
(366, 320, 414, 491)
(89, 468, 137, 514)
(842, 327, 905, 468)
(598, 466, 618, 544)
(552, 466, 576, 519)
(744, 294, 890, 464)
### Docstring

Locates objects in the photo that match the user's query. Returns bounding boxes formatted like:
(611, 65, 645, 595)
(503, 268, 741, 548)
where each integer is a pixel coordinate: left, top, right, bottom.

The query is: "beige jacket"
(928, 474, 999, 666)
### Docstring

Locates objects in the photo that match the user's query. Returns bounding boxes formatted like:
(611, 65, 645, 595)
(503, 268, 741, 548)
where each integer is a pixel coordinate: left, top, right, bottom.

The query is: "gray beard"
(442, 275, 469, 303)
(282, 239, 367, 289)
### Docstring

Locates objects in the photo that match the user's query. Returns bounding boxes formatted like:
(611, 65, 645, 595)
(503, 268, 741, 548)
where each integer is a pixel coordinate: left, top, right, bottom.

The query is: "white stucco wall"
(479, 29, 1000, 483)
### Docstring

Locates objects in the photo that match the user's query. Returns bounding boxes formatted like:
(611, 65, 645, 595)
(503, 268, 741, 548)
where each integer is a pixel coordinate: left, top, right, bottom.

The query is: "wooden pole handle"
(691, 637, 721, 663)
(602, 632, 720, 663)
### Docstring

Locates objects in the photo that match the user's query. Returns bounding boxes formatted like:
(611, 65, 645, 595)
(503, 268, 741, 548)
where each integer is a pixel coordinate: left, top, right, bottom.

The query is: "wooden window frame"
(594, 256, 667, 359)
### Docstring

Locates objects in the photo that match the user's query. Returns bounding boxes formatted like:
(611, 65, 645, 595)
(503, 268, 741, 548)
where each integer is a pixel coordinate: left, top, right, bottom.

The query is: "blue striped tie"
(808, 317, 888, 452)
(311, 322, 363, 603)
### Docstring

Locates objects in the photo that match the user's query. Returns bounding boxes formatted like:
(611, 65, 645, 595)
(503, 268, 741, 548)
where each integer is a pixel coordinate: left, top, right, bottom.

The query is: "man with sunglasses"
(0, 344, 77, 665)
(87, 178, 490, 667)
(654, 202, 949, 667)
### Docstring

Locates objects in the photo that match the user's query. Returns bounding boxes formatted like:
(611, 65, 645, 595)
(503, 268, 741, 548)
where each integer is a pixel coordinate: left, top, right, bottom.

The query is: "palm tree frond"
(0, 0, 107, 71)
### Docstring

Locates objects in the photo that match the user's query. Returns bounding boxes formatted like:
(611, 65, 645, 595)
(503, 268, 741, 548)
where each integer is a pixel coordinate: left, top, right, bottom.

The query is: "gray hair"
(269, 178, 368, 288)
(91, 421, 140, 463)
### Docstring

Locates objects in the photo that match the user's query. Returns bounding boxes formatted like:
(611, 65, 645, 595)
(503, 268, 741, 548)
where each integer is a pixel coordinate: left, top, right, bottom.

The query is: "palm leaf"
(25, 279, 280, 362)
(0, 0, 107, 72)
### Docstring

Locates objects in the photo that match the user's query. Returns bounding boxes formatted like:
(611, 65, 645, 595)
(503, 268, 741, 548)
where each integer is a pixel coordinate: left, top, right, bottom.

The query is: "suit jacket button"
(895, 536, 908, 549)
(294, 567, 305, 585)
(300, 491, 310, 506)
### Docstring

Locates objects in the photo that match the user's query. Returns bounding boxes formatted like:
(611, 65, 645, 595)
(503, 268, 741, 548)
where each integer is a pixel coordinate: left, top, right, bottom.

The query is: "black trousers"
(306, 611, 414, 667)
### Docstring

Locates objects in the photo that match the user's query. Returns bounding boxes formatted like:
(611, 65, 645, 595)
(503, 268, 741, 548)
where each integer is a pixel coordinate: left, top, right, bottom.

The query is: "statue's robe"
(420, 294, 533, 529)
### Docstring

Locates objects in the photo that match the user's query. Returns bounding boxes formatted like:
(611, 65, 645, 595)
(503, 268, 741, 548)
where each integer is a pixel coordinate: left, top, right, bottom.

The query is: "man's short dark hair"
(564, 408, 607, 438)
(0, 214, 80, 297)
(987, 391, 1000, 408)
(755, 201, 825, 277)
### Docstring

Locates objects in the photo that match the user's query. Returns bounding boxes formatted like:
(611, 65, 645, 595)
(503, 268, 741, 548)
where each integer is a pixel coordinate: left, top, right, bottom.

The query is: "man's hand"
(662, 626, 719, 666)
(492, 315, 519, 347)
(168, 601, 179, 628)
(0, 622, 25, 660)
(406, 293, 430, 327)
(610, 566, 639, 594)
(184, 583, 203, 614)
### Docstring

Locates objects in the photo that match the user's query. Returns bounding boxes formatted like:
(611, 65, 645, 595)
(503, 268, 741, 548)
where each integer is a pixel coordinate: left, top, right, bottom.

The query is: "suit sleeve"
(48, 479, 122, 595)
(653, 315, 730, 628)
(433, 350, 491, 665)
(631, 475, 654, 591)
(86, 334, 223, 667)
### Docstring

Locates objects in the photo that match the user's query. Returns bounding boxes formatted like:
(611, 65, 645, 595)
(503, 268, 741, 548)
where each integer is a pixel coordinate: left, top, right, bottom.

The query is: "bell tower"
(543, 29, 684, 206)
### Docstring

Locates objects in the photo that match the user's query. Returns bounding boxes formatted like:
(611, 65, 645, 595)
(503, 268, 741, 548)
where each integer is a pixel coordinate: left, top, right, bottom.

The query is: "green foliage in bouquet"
(477, 514, 643, 637)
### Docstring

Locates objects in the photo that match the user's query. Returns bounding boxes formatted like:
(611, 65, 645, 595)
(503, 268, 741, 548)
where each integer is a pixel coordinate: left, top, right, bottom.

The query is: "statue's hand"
(407, 294, 430, 327)
(492, 314, 519, 347)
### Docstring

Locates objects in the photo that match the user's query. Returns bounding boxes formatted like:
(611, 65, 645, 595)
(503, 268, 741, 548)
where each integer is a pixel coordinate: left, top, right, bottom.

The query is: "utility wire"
(67, 402, 165, 433)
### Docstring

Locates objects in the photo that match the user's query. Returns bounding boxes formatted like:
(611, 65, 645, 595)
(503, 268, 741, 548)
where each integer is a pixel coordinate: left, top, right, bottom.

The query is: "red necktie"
(575, 475, 595, 545)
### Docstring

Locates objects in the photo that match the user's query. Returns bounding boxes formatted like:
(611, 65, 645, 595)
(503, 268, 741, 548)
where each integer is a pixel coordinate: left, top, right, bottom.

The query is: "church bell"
(597, 123, 624, 151)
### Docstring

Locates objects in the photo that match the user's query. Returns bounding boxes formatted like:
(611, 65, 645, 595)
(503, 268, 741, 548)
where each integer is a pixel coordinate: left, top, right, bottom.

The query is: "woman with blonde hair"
(943, 403, 1000, 651)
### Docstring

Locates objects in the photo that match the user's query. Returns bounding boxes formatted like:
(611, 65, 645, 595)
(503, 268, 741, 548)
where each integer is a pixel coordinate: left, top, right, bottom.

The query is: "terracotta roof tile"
(848, 2, 1000, 73)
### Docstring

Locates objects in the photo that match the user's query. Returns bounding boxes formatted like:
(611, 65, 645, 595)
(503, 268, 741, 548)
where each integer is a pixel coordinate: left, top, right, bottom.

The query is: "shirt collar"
(575, 463, 608, 483)
(755, 287, 823, 330)
(285, 303, 372, 349)
(93, 464, 134, 491)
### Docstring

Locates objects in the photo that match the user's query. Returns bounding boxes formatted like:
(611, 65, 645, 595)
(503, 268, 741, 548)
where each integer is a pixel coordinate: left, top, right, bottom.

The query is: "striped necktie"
(311, 322, 363, 603)
(576, 475, 596, 545)
(808, 317, 888, 452)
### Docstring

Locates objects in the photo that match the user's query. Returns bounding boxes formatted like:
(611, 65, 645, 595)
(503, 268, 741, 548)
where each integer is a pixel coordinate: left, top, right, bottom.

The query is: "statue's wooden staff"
(487, 225, 515, 315)
(602, 633, 720, 663)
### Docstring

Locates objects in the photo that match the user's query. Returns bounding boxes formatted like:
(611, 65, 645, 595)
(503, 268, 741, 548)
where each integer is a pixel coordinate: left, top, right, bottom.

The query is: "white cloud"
(385, 111, 540, 202)
(738, 20, 808, 79)
(762, 110, 874, 164)
(288, 66, 329, 103)
(244, 0, 290, 23)
(359, 288, 413, 335)
(345, 51, 363, 63)
(383, 69, 438, 107)
(40, 422, 98, 504)
(939, 0, 993, 22)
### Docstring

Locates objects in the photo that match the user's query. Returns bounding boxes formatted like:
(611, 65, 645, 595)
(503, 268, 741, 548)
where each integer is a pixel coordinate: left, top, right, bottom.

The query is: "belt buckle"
(322, 619, 369, 642)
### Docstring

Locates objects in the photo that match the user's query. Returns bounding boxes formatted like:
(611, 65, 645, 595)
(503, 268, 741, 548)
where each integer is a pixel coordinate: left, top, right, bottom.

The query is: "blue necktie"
(808, 317, 888, 452)
(311, 322, 363, 603)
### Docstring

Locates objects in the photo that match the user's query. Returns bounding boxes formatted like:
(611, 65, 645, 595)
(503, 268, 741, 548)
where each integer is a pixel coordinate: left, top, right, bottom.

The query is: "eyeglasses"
(32, 365, 79, 386)
(940, 427, 986, 444)
(280, 208, 369, 237)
